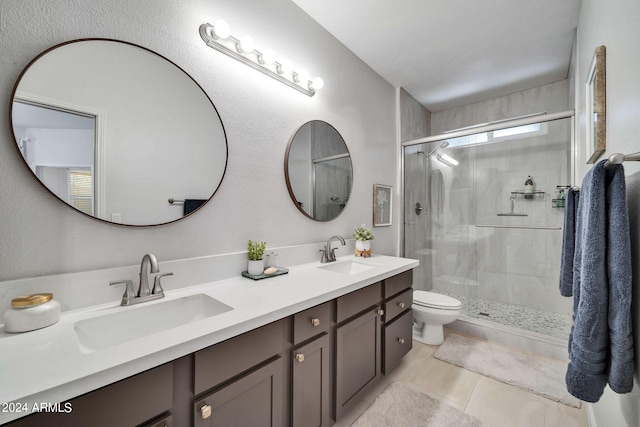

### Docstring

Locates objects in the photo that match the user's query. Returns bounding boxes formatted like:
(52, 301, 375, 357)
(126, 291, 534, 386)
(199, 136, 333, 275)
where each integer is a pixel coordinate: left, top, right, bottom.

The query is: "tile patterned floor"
(434, 291, 573, 340)
(335, 334, 588, 427)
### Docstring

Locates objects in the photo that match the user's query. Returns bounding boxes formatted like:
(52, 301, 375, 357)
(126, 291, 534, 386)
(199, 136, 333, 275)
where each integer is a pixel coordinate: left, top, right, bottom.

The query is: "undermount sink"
(318, 260, 377, 275)
(74, 294, 232, 352)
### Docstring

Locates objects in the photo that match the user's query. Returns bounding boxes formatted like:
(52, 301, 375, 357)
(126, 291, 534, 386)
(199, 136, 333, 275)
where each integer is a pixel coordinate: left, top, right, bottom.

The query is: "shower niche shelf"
(511, 190, 546, 200)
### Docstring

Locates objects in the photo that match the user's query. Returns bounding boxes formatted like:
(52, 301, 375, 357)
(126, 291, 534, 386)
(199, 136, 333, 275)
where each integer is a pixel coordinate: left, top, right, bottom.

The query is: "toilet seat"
(413, 291, 461, 310)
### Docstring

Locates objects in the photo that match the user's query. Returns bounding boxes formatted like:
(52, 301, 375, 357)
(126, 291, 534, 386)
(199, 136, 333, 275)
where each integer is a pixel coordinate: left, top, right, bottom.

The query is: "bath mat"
(434, 334, 581, 408)
(351, 382, 485, 427)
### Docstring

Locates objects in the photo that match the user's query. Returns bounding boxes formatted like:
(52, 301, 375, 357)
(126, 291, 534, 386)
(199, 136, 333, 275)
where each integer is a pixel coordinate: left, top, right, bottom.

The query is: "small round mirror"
(10, 39, 227, 226)
(284, 121, 352, 221)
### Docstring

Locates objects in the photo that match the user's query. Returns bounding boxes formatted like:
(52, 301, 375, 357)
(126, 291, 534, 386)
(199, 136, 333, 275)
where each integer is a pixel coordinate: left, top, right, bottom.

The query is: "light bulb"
(311, 77, 324, 90)
(238, 35, 255, 53)
(212, 20, 231, 39)
(280, 59, 293, 74)
(259, 48, 276, 65)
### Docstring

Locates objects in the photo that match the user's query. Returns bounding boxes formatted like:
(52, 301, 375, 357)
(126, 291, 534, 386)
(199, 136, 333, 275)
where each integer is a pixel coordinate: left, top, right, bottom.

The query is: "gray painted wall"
(576, 0, 640, 425)
(0, 0, 399, 280)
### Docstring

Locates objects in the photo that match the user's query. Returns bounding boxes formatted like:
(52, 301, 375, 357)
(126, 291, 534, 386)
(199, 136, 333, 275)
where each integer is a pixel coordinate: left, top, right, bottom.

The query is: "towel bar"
(603, 151, 640, 168)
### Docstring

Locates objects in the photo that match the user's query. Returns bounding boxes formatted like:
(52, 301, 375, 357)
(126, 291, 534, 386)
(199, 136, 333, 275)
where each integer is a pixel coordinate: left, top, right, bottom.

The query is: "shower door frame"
(399, 109, 576, 258)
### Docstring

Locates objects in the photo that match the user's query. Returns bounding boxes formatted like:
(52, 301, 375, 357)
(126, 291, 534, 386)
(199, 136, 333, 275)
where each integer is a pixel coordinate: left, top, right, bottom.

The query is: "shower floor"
(434, 291, 572, 341)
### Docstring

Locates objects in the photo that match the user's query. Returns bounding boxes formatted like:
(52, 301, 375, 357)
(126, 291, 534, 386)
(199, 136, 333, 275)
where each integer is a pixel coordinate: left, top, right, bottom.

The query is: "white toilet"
(412, 290, 462, 345)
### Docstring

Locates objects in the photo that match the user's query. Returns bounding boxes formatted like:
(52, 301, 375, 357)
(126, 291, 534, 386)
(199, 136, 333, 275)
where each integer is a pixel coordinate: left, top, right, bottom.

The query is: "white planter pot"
(248, 260, 264, 276)
(356, 240, 371, 251)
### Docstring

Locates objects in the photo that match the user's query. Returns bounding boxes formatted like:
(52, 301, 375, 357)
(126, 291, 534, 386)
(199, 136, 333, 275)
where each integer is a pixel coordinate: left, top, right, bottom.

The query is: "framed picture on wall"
(373, 184, 392, 226)
(586, 45, 606, 164)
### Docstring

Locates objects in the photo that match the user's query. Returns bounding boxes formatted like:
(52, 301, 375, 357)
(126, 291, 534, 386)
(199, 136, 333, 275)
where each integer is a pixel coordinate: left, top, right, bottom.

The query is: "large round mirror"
(10, 39, 227, 226)
(284, 121, 352, 221)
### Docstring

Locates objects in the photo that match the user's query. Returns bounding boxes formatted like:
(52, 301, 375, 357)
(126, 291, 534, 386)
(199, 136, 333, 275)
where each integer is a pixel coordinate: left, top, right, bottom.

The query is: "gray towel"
(566, 160, 634, 402)
(559, 188, 579, 297)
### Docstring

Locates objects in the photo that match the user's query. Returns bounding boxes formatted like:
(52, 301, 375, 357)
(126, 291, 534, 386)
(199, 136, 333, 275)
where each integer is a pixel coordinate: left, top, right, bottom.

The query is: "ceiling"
(292, 0, 582, 112)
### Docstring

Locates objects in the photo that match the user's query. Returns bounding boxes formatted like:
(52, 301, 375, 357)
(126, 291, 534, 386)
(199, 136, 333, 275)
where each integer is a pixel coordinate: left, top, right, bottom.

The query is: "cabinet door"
(335, 308, 381, 419)
(292, 333, 330, 427)
(194, 357, 283, 427)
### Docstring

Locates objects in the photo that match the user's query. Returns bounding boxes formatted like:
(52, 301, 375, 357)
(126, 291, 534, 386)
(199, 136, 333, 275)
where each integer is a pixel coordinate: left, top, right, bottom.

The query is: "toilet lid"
(414, 291, 462, 310)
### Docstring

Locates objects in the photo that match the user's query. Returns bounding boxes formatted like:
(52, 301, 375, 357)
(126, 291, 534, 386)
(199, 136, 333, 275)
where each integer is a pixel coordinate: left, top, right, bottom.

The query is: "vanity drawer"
(194, 319, 284, 395)
(336, 282, 382, 324)
(383, 270, 413, 298)
(292, 301, 330, 345)
(384, 288, 413, 323)
(383, 309, 413, 374)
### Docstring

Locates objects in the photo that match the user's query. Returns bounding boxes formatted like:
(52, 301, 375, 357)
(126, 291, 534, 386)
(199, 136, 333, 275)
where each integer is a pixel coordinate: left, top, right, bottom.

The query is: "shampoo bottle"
(524, 176, 534, 198)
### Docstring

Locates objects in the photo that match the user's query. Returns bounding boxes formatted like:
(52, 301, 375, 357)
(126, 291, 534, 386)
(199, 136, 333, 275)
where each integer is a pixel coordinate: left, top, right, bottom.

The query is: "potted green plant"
(353, 224, 374, 256)
(247, 240, 267, 275)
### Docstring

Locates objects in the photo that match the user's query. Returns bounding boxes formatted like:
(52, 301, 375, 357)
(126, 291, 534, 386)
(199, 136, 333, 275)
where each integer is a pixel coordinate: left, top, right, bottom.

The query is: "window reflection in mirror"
(285, 121, 352, 221)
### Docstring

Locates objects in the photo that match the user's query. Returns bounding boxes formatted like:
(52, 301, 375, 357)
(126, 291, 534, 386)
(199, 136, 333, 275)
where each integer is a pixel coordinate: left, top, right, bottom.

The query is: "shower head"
(417, 140, 449, 160)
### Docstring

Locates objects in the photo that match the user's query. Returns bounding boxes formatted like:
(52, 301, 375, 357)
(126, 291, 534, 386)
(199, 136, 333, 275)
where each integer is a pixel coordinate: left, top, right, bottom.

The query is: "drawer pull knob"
(376, 308, 385, 316)
(296, 353, 305, 363)
(311, 318, 320, 327)
(397, 337, 405, 344)
(200, 403, 212, 419)
(398, 302, 406, 309)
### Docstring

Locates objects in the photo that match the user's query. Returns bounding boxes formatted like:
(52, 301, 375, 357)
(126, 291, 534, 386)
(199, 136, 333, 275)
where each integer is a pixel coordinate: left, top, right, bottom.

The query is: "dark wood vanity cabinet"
(334, 269, 414, 417)
(7, 363, 173, 427)
(6, 270, 413, 427)
(142, 413, 173, 427)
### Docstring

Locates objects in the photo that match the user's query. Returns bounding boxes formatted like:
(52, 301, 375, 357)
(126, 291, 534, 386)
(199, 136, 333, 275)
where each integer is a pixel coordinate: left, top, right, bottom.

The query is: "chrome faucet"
(110, 253, 173, 306)
(138, 253, 159, 297)
(320, 235, 346, 263)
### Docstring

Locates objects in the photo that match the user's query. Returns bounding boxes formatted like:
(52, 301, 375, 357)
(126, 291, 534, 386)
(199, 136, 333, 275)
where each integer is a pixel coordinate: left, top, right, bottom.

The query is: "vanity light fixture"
(200, 20, 323, 97)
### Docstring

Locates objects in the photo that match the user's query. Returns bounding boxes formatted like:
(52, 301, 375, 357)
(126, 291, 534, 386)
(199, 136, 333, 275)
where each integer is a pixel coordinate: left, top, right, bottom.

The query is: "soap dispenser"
(524, 176, 534, 198)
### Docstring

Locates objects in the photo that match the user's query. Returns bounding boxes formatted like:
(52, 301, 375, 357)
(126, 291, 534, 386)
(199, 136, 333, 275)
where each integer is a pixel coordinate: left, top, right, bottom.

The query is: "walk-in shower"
(403, 112, 574, 343)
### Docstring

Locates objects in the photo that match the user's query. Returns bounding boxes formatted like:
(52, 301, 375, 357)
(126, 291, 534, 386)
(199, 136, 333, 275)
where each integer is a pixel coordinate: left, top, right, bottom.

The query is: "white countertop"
(0, 255, 417, 424)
